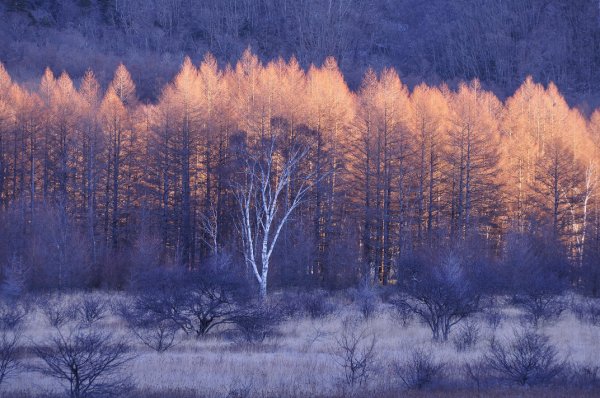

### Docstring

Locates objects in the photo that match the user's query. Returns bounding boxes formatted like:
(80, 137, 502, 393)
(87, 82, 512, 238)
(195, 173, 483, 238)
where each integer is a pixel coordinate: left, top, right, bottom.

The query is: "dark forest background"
(1, 0, 600, 102)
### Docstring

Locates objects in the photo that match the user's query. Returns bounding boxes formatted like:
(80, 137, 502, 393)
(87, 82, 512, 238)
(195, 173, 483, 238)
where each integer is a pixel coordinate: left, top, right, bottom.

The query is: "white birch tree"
(234, 138, 314, 298)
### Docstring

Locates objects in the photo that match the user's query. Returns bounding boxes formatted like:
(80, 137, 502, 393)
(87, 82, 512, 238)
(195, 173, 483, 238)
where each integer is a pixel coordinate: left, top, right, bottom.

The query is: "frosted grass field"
(3, 292, 600, 397)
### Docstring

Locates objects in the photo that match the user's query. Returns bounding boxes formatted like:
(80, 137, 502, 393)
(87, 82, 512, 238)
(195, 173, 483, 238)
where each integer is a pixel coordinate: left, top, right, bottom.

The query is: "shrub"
(501, 232, 569, 327)
(273, 290, 305, 318)
(331, 316, 377, 388)
(117, 298, 179, 353)
(484, 328, 564, 386)
(513, 293, 566, 326)
(127, 269, 244, 338)
(352, 285, 379, 320)
(389, 294, 413, 326)
(400, 252, 480, 341)
(464, 358, 490, 393)
(226, 377, 254, 398)
(76, 295, 108, 326)
(571, 297, 600, 326)
(0, 301, 26, 387)
(395, 348, 445, 390)
(231, 300, 284, 343)
(39, 295, 77, 328)
(297, 290, 337, 319)
(452, 320, 480, 352)
(483, 307, 503, 331)
(31, 325, 134, 397)
(0, 327, 20, 388)
(568, 363, 600, 388)
(0, 302, 28, 331)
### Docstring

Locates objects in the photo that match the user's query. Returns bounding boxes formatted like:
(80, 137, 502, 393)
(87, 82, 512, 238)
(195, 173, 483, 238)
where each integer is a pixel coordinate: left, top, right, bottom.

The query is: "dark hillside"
(1, 0, 599, 101)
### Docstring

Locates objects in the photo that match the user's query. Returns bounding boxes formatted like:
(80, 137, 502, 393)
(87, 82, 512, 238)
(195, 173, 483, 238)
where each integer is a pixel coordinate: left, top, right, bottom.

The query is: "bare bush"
(39, 296, 77, 328)
(331, 317, 377, 388)
(297, 290, 337, 319)
(31, 326, 134, 397)
(225, 377, 254, 398)
(76, 295, 108, 326)
(502, 233, 569, 327)
(568, 363, 600, 388)
(464, 358, 490, 393)
(513, 293, 566, 326)
(389, 294, 414, 326)
(452, 320, 480, 352)
(394, 348, 445, 390)
(483, 307, 503, 331)
(485, 328, 564, 386)
(571, 297, 600, 326)
(231, 301, 283, 344)
(0, 302, 28, 331)
(118, 299, 178, 353)
(131, 318, 178, 353)
(0, 328, 21, 387)
(401, 253, 480, 341)
(129, 270, 243, 338)
(304, 324, 334, 349)
(0, 301, 25, 387)
(0, 256, 27, 300)
(274, 290, 306, 318)
(352, 285, 379, 320)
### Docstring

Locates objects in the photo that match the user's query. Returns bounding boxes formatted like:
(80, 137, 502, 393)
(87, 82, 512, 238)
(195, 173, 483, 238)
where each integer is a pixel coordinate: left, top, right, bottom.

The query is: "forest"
(2, 1, 600, 397)
(1, 51, 599, 295)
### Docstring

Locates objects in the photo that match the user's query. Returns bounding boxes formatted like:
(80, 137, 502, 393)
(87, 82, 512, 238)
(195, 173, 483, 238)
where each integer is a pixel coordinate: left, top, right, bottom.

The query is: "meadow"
(2, 290, 600, 398)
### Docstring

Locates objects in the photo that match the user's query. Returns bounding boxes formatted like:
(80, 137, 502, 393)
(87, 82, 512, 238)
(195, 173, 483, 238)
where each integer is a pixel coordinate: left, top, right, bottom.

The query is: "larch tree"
(169, 57, 201, 268)
(149, 87, 179, 259)
(1, 50, 600, 291)
(100, 86, 129, 249)
(444, 81, 503, 240)
(0, 63, 13, 209)
(38, 68, 56, 203)
(353, 68, 410, 284)
(306, 57, 355, 281)
(50, 72, 80, 210)
(352, 68, 378, 280)
(409, 84, 449, 243)
(78, 70, 103, 266)
(501, 77, 547, 232)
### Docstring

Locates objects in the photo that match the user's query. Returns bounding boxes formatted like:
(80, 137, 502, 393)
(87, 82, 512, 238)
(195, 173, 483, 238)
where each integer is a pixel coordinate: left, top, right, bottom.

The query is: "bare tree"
(32, 327, 134, 398)
(199, 202, 219, 256)
(234, 138, 315, 298)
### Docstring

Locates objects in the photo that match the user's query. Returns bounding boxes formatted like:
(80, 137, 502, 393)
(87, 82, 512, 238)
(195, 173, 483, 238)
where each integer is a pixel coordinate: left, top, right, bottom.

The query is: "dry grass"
(2, 293, 600, 397)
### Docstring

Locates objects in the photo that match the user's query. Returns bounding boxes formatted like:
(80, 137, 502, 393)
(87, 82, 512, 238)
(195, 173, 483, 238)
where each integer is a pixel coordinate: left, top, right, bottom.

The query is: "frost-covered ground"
(3, 292, 600, 397)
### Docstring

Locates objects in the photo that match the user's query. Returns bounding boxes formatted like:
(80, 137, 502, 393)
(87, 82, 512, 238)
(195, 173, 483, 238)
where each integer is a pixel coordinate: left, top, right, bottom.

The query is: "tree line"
(0, 50, 599, 294)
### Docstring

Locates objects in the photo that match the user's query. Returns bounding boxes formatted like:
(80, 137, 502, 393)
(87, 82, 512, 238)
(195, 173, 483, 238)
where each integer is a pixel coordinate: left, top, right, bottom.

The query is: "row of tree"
(0, 51, 599, 293)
